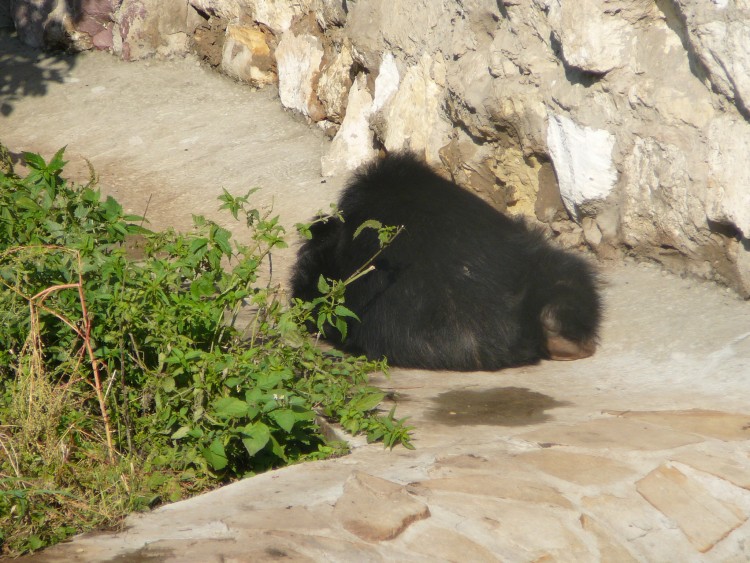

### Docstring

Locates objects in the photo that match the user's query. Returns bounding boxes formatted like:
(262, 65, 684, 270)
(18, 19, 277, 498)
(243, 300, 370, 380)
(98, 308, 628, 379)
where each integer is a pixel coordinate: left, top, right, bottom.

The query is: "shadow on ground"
(0, 28, 78, 116)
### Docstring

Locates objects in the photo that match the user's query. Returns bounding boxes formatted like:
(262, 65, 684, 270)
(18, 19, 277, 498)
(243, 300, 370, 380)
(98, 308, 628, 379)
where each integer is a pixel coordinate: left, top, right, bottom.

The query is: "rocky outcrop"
(6, 0, 750, 296)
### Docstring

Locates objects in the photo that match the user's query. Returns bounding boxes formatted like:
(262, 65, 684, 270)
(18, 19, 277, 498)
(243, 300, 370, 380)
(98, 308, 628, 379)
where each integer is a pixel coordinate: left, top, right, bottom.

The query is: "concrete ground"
(3, 31, 750, 562)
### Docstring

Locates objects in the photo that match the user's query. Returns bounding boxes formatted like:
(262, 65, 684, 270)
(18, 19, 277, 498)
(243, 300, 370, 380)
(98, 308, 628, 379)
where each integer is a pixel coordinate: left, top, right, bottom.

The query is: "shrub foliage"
(0, 147, 411, 556)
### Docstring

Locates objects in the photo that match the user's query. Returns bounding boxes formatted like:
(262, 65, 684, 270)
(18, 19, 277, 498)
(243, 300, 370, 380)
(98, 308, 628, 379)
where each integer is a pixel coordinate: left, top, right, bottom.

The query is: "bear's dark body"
(291, 153, 601, 371)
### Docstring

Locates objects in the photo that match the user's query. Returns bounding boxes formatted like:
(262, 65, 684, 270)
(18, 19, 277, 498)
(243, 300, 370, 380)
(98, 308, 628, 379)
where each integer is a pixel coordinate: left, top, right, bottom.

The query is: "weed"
(0, 146, 411, 556)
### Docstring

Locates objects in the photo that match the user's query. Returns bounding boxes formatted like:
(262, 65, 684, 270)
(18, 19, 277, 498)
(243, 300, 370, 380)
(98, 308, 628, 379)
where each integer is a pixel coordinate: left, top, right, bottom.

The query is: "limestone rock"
(580, 515, 639, 563)
(547, 0, 634, 75)
(672, 0, 750, 116)
(636, 464, 747, 553)
(11, 0, 110, 51)
(406, 527, 498, 563)
(371, 51, 399, 114)
(620, 136, 705, 252)
(429, 494, 589, 561)
(115, 0, 190, 61)
(333, 471, 430, 542)
(316, 39, 355, 123)
(188, 0, 243, 21)
(519, 418, 703, 451)
(546, 114, 617, 219)
(310, 0, 348, 30)
(221, 23, 276, 86)
(581, 217, 602, 247)
(374, 53, 452, 165)
(321, 73, 376, 177)
(250, 0, 304, 34)
(608, 409, 750, 441)
(275, 28, 325, 121)
(410, 475, 573, 509)
(671, 450, 750, 491)
(517, 449, 635, 486)
(707, 116, 750, 237)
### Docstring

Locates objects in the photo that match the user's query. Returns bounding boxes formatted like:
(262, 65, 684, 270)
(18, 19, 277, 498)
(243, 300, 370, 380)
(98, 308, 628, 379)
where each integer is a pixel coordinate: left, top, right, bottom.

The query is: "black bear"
(291, 152, 601, 371)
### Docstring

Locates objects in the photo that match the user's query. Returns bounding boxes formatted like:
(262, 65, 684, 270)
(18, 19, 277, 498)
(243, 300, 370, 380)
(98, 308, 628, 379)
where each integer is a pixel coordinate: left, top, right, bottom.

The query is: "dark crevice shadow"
(0, 27, 78, 116)
(427, 387, 570, 427)
(548, 31, 604, 88)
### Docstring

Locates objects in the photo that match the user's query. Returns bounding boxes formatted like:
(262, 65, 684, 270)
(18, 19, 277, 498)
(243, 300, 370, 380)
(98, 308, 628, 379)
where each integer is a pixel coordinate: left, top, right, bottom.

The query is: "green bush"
(0, 147, 411, 556)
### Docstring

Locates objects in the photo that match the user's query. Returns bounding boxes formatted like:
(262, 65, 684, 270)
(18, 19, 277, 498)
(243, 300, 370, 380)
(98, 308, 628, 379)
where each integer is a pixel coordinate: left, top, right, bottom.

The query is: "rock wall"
(6, 0, 750, 297)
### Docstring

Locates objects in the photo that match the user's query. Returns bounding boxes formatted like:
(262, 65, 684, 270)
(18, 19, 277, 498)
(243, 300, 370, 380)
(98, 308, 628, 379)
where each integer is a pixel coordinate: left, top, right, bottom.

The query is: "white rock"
(547, 0, 632, 74)
(620, 136, 705, 250)
(546, 114, 617, 217)
(706, 116, 750, 237)
(321, 73, 377, 177)
(276, 31, 325, 120)
(376, 53, 452, 165)
(251, 0, 305, 33)
(371, 51, 399, 113)
(667, 1, 750, 119)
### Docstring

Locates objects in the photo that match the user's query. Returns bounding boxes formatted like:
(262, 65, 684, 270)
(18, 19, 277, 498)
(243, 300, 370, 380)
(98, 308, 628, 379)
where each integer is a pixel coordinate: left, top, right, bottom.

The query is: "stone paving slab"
(3, 31, 750, 562)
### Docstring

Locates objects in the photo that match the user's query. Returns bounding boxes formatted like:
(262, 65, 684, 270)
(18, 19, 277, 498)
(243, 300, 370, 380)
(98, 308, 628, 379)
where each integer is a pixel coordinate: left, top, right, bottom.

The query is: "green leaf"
(189, 237, 209, 256)
(335, 317, 348, 340)
(278, 311, 304, 347)
(102, 196, 123, 220)
(254, 371, 284, 390)
(27, 535, 44, 551)
(349, 392, 385, 412)
(13, 194, 40, 211)
(171, 426, 191, 440)
(212, 227, 232, 255)
(269, 435, 287, 462)
(316, 275, 330, 294)
(48, 146, 67, 172)
(269, 409, 296, 433)
(353, 219, 382, 239)
(190, 275, 214, 298)
(334, 305, 359, 321)
(239, 422, 271, 456)
(202, 439, 228, 470)
(23, 152, 46, 169)
(295, 222, 312, 239)
(213, 397, 249, 418)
